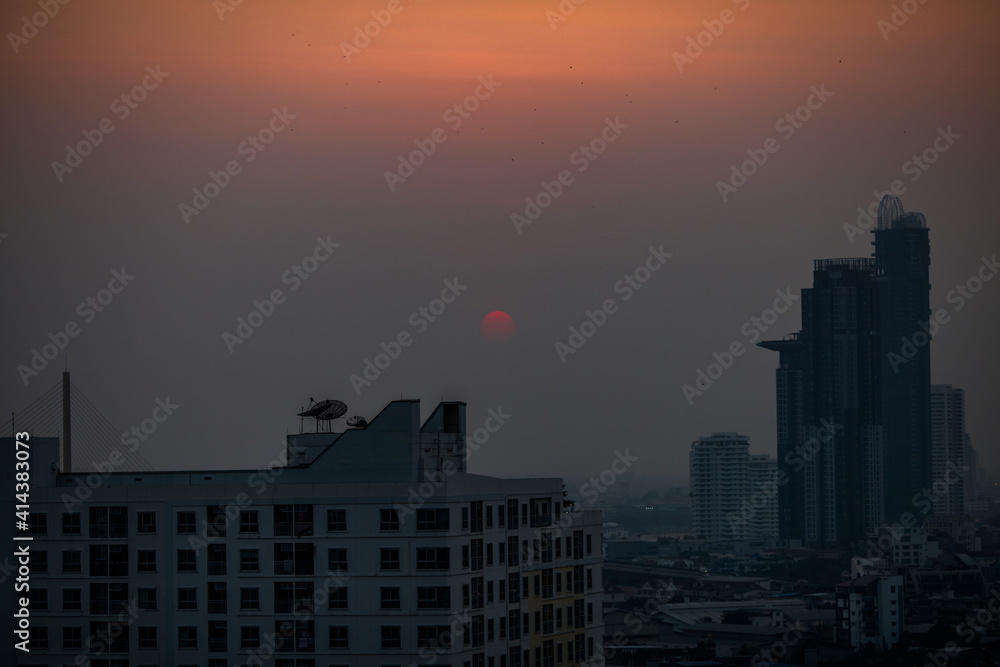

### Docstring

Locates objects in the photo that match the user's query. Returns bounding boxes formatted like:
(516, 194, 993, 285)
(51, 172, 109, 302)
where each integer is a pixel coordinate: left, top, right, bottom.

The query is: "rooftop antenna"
(62, 371, 71, 473)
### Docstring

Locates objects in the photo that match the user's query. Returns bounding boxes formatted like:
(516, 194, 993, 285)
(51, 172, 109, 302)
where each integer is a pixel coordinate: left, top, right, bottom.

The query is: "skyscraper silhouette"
(761, 195, 932, 546)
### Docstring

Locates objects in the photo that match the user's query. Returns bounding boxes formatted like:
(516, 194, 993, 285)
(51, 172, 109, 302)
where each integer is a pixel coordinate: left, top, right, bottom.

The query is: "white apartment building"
(835, 575, 904, 650)
(689, 433, 777, 541)
(930, 384, 973, 515)
(2, 400, 604, 667)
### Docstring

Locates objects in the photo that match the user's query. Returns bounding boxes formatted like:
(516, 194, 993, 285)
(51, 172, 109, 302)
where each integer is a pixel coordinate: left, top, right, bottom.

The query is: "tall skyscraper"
(930, 384, 972, 515)
(875, 196, 933, 522)
(761, 195, 932, 546)
(689, 433, 776, 541)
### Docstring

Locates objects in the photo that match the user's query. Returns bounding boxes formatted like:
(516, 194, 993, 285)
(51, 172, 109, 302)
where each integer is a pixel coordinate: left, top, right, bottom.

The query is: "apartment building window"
(176, 511, 196, 534)
(381, 626, 401, 649)
(275, 619, 315, 653)
(471, 539, 484, 571)
(328, 548, 348, 572)
(586, 568, 593, 591)
(555, 572, 561, 594)
(240, 548, 260, 572)
(274, 543, 314, 575)
(463, 583, 470, 608)
(274, 504, 313, 537)
(556, 607, 562, 630)
(541, 533, 553, 563)
(573, 599, 584, 629)
(208, 620, 228, 652)
(462, 545, 470, 568)
(240, 587, 260, 610)
(509, 647, 522, 667)
(417, 626, 452, 649)
(470, 501, 484, 533)
(508, 573, 520, 603)
(329, 626, 349, 649)
(487, 543, 494, 567)
(177, 549, 196, 572)
(327, 509, 347, 532)
(499, 541, 506, 564)
(275, 581, 314, 614)
(507, 499, 519, 528)
(27, 627, 47, 650)
(137, 550, 156, 572)
(63, 588, 81, 611)
(508, 536, 519, 566)
(178, 587, 197, 610)
(416, 508, 449, 530)
(462, 506, 469, 530)
(500, 578, 506, 602)
(508, 609, 521, 640)
(416, 547, 449, 569)
(328, 586, 348, 609)
(27, 550, 46, 574)
(90, 620, 128, 653)
(499, 503, 505, 527)
(26, 512, 47, 535)
(572, 530, 583, 559)
(242, 626, 261, 649)
(138, 626, 157, 649)
(381, 586, 402, 609)
(137, 511, 156, 534)
(28, 588, 47, 611)
(62, 512, 81, 535)
(208, 582, 227, 613)
(417, 586, 450, 609)
(91, 583, 128, 615)
(573, 566, 584, 594)
(204, 505, 227, 539)
(542, 569, 553, 598)
(574, 633, 585, 662)
(240, 510, 259, 534)
(90, 544, 127, 576)
(380, 548, 400, 571)
(62, 627, 82, 650)
(586, 534, 592, 555)
(543, 639, 554, 667)
(90, 507, 128, 539)
(137, 587, 157, 610)
(208, 544, 227, 575)
(380, 508, 401, 531)
(486, 505, 493, 528)
(471, 615, 485, 648)
(178, 626, 197, 649)
(555, 537, 561, 559)
(471, 576, 484, 609)
(487, 580, 494, 604)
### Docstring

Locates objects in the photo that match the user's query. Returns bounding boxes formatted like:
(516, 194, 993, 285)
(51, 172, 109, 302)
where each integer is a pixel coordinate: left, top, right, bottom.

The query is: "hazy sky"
(2, 0, 998, 485)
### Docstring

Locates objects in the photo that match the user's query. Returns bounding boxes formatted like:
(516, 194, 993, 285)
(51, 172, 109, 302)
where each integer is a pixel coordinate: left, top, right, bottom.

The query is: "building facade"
(689, 433, 776, 541)
(2, 400, 604, 667)
(930, 384, 973, 515)
(761, 195, 933, 547)
(835, 575, 904, 650)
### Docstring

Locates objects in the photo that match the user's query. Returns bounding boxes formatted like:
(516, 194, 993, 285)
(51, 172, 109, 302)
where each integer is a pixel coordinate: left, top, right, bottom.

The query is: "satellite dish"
(346, 415, 367, 428)
(297, 398, 347, 432)
(317, 401, 348, 421)
(298, 399, 335, 418)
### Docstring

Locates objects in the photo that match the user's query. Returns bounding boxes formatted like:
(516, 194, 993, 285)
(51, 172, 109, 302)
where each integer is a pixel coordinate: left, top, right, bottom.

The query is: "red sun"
(481, 311, 515, 341)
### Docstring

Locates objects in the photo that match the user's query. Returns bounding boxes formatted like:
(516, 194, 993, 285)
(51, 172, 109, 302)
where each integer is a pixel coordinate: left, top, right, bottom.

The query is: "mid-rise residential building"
(1, 400, 604, 667)
(835, 575, 904, 650)
(930, 384, 973, 515)
(689, 433, 776, 541)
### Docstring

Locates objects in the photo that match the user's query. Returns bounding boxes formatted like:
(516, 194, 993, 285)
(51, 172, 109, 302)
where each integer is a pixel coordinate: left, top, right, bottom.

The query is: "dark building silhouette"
(761, 195, 932, 546)
(874, 198, 932, 522)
